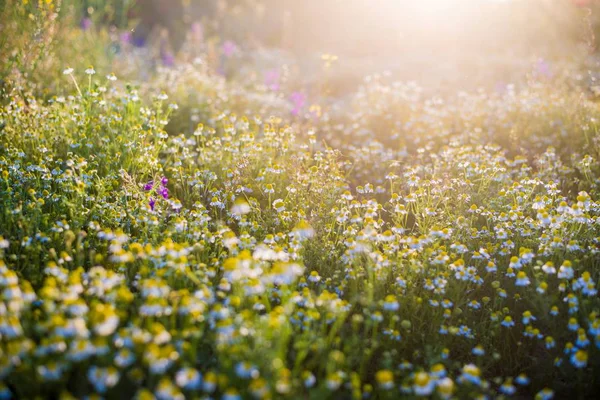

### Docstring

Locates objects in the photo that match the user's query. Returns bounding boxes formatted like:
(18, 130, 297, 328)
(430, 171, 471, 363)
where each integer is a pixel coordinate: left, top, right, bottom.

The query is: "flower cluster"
(1, 4, 600, 399)
(144, 177, 169, 211)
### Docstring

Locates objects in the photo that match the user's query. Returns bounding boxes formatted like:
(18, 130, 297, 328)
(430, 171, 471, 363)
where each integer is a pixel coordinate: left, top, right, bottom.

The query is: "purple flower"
(149, 197, 156, 211)
(161, 177, 168, 186)
(80, 17, 92, 31)
(158, 186, 169, 199)
(536, 58, 552, 79)
(290, 91, 307, 116)
(264, 69, 281, 91)
(494, 81, 507, 95)
(120, 31, 132, 45)
(161, 49, 175, 67)
(144, 181, 154, 191)
(191, 22, 204, 42)
(132, 35, 146, 48)
(222, 40, 238, 57)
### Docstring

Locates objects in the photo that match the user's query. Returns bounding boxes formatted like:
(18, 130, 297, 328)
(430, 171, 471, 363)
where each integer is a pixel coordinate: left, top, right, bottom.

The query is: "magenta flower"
(158, 186, 169, 199)
(162, 53, 175, 67)
(264, 69, 281, 91)
(494, 81, 507, 95)
(160, 44, 175, 67)
(536, 58, 552, 79)
(80, 17, 92, 31)
(145, 177, 169, 208)
(120, 31, 132, 45)
(191, 22, 204, 42)
(222, 40, 238, 57)
(290, 91, 307, 116)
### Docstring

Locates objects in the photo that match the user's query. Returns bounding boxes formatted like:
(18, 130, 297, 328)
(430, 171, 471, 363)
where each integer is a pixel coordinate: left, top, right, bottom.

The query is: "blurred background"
(4, 0, 600, 79)
(57, 0, 600, 87)
(66, 0, 597, 54)
(3, 0, 600, 111)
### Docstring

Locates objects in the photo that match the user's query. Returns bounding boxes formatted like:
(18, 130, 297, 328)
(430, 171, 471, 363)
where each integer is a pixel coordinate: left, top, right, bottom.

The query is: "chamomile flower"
(522, 311, 536, 324)
(542, 261, 556, 275)
(557, 261, 574, 280)
(535, 388, 554, 400)
(412, 372, 434, 396)
(326, 371, 344, 390)
(515, 271, 530, 286)
(308, 271, 321, 283)
(38, 362, 66, 381)
(568, 318, 579, 331)
(459, 364, 481, 386)
(436, 377, 455, 399)
(515, 374, 530, 385)
(202, 372, 217, 393)
(302, 371, 316, 388)
(175, 368, 202, 391)
(570, 349, 588, 368)
(114, 348, 135, 368)
(500, 379, 516, 395)
(472, 345, 485, 356)
(87, 366, 120, 393)
(383, 295, 399, 311)
(430, 364, 447, 379)
(375, 370, 394, 390)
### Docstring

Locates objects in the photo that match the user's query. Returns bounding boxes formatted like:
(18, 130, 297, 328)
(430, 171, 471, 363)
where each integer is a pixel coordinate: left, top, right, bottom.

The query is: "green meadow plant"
(1, 1, 600, 399)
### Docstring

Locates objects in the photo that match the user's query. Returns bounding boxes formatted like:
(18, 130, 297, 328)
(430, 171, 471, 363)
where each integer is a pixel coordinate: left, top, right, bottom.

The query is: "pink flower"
(160, 40, 175, 67)
(161, 50, 175, 67)
(120, 31, 131, 45)
(290, 91, 307, 116)
(80, 17, 92, 31)
(535, 58, 552, 79)
(222, 40, 238, 57)
(572, 0, 593, 7)
(264, 69, 281, 91)
(191, 22, 204, 42)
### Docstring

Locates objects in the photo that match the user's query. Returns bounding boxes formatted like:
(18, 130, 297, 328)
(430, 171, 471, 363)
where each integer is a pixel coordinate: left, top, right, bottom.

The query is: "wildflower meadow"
(1, 0, 600, 398)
